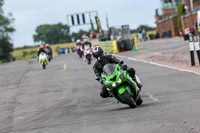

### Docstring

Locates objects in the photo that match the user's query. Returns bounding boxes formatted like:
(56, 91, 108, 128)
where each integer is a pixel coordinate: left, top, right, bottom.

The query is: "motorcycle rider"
(92, 46, 142, 98)
(76, 39, 83, 57)
(82, 38, 92, 50)
(37, 44, 47, 61)
(44, 43, 53, 59)
(76, 39, 82, 47)
(44, 44, 52, 51)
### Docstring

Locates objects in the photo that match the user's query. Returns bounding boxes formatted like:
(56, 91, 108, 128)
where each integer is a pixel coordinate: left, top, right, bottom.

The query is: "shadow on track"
(105, 102, 161, 112)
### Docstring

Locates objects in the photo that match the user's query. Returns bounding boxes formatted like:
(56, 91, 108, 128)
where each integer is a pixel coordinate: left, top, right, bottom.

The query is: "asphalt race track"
(0, 53, 200, 133)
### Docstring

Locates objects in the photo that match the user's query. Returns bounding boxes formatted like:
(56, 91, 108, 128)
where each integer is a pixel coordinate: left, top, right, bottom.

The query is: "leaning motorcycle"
(39, 52, 48, 69)
(83, 47, 92, 64)
(76, 44, 83, 58)
(45, 48, 52, 62)
(101, 63, 143, 108)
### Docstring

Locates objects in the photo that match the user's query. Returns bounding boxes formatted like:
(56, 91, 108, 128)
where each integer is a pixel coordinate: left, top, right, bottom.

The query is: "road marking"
(144, 92, 159, 102)
(115, 54, 200, 76)
(64, 64, 66, 70)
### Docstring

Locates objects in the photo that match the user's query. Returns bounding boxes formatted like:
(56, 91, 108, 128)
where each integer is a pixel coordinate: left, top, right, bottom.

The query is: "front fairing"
(102, 64, 124, 90)
(101, 64, 137, 92)
(84, 48, 92, 56)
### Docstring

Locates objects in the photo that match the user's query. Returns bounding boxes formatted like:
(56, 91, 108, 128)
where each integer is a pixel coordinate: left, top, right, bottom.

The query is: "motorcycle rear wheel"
(87, 56, 91, 64)
(136, 95, 143, 105)
(121, 91, 136, 108)
(43, 64, 46, 69)
(79, 53, 82, 58)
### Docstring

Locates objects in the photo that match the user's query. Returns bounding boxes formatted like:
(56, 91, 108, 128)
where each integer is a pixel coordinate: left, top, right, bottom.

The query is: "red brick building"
(155, 0, 200, 37)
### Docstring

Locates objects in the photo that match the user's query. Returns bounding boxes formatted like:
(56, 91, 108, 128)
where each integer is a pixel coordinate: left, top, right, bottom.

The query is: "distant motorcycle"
(39, 52, 48, 69)
(83, 46, 92, 64)
(76, 44, 83, 58)
(100, 63, 143, 108)
(45, 48, 52, 62)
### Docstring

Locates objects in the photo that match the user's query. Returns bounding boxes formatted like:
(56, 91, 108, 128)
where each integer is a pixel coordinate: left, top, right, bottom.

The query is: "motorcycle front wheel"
(121, 91, 136, 108)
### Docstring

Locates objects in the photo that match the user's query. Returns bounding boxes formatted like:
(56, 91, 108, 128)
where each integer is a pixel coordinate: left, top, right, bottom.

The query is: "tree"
(0, 0, 15, 62)
(33, 23, 71, 44)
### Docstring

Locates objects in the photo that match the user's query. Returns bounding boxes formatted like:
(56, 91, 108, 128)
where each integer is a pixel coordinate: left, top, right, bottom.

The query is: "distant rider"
(37, 44, 47, 61)
(76, 39, 83, 49)
(82, 38, 92, 50)
(44, 44, 53, 58)
(92, 46, 142, 98)
(44, 44, 52, 51)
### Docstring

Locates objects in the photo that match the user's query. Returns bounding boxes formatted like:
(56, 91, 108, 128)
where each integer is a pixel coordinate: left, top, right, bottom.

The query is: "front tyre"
(121, 91, 136, 108)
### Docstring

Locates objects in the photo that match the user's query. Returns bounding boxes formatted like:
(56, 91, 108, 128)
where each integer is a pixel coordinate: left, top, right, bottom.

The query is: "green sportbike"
(101, 63, 143, 108)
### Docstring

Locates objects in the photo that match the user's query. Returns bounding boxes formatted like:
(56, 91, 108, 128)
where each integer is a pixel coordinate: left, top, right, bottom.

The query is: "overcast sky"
(3, 0, 161, 48)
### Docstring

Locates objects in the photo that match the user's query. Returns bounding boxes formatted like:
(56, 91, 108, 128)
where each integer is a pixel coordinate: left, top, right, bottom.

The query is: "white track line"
(115, 54, 200, 76)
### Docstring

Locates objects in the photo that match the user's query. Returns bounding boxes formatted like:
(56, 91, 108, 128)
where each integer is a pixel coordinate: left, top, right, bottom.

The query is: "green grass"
(12, 42, 76, 61)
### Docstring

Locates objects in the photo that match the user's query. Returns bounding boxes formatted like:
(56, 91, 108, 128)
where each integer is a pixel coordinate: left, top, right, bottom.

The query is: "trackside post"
(189, 34, 195, 66)
(193, 35, 200, 65)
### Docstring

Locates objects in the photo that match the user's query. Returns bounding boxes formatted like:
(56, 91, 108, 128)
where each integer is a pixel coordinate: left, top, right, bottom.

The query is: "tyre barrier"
(57, 47, 77, 55)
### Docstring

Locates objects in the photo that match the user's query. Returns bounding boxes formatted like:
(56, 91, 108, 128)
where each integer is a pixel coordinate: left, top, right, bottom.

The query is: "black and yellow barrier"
(99, 40, 119, 54)
(57, 46, 76, 55)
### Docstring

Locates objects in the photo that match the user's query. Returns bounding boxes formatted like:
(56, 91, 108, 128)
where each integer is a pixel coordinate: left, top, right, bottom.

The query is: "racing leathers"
(82, 41, 92, 50)
(44, 46, 53, 58)
(37, 49, 47, 61)
(93, 55, 141, 98)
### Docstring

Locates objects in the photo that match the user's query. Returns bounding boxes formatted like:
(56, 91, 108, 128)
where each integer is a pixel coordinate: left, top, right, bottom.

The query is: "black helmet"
(92, 46, 104, 60)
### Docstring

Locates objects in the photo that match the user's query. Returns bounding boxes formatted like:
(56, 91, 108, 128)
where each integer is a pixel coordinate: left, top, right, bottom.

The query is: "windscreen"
(103, 64, 115, 76)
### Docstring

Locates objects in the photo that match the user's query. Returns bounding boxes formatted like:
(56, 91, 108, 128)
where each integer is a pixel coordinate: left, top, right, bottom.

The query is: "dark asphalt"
(0, 53, 200, 133)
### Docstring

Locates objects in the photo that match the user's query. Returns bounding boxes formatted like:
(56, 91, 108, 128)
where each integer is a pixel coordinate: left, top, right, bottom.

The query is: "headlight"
(117, 78, 121, 83)
(112, 83, 116, 87)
